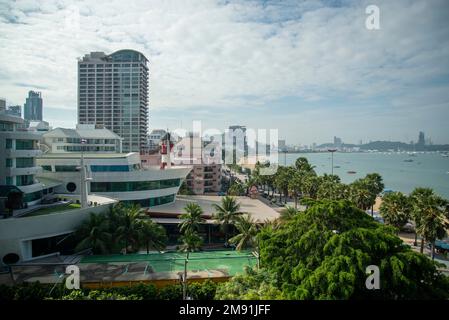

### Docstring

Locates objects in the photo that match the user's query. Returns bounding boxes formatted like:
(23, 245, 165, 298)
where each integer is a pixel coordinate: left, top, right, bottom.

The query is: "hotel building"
(77, 50, 149, 153)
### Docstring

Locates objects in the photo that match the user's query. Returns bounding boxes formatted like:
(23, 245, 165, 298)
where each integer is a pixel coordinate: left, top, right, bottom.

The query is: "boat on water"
(403, 159, 414, 162)
(347, 171, 357, 174)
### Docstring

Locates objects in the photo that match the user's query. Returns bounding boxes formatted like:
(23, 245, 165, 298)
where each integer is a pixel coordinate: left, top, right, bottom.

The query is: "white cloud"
(0, 0, 449, 143)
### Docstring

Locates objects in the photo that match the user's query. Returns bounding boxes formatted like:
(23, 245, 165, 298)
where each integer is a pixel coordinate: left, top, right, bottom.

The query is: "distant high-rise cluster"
(77, 50, 149, 153)
(418, 131, 425, 146)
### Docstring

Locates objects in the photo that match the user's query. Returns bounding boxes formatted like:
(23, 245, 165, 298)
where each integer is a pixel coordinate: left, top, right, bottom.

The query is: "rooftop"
(148, 195, 280, 223)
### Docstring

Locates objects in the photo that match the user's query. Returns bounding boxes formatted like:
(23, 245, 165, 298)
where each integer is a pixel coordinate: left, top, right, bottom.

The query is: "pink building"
(173, 136, 222, 195)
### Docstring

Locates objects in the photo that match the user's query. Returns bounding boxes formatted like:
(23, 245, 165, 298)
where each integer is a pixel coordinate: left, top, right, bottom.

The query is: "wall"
(0, 203, 113, 266)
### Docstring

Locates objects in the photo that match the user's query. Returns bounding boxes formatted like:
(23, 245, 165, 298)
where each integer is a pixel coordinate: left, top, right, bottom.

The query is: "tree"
(178, 230, 203, 256)
(410, 188, 449, 258)
(215, 267, 283, 300)
(139, 219, 167, 254)
(274, 166, 292, 204)
(316, 174, 347, 201)
(228, 182, 245, 196)
(5, 189, 24, 217)
(116, 205, 145, 254)
(379, 192, 411, 230)
(213, 196, 244, 243)
(258, 199, 449, 299)
(279, 206, 298, 222)
(294, 157, 315, 173)
(301, 173, 320, 200)
(349, 178, 375, 211)
(288, 171, 303, 209)
(365, 173, 385, 216)
(75, 213, 112, 254)
(179, 203, 205, 234)
(229, 214, 259, 251)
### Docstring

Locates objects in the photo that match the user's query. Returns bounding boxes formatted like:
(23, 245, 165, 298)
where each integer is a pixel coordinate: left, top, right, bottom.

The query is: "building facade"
(173, 136, 222, 194)
(0, 112, 50, 206)
(147, 129, 166, 151)
(6, 105, 21, 117)
(42, 124, 122, 154)
(24, 91, 43, 121)
(77, 50, 149, 153)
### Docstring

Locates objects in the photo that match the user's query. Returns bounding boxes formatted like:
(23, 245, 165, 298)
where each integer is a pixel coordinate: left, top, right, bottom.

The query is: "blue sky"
(1, 0, 449, 145)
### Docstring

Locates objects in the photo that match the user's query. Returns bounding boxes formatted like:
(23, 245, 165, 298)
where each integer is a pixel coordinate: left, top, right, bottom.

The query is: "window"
(16, 175, 34, 186)
(120, 194, 175, 208)
(41, 165, 52, 172)
(90, 178, 181, 192)
(6, 158, 12, 168)
(15, 140, 35, 150)
(0, 122, 13, 131)
(55, 165, 78, 172)
(90, 165, 130, 172)
(23, 190, 43, 203)
(6, 176, 13, 185)
(6, 139, 12, 149)
(16, 158, 34, 168)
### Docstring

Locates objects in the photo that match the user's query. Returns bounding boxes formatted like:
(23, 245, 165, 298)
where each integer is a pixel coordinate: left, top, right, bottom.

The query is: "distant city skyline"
(1, 0, 449, 145)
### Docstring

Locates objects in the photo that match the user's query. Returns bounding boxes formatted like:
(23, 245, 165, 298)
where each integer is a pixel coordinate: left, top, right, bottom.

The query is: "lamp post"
(328, 148, 337, 175)
(79, 139, 89, 208)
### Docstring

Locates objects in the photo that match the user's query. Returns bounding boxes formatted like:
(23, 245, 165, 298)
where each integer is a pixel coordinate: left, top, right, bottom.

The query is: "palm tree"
(410, 188, 449, 258)
(379, 192, 411, 230)
(75, 213, 112, 254)
(229, 214, 259, 251)
(279, 206, 299, 222)
(116, 205, 145, 254)
(316, 174, 347, 201)
(294, 157, 315, 172)
(139, 219, 167, 254)
(178, 230, 203, 257)
(179, 203, 205, 234)
(350, 179, 375, 211)
(365, 173, 385, 216)
(288, 172, 303, 209)
(213, 196, 244, 243)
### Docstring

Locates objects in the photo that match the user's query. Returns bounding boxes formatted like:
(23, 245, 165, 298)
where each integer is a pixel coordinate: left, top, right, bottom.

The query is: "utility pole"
(79, 139, 88, 208)
(328, 148, 337, 175)
(182, 254, 189, 300)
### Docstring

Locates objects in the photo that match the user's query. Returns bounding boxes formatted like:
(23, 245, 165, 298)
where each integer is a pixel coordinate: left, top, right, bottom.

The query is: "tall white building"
(77, 50, 149, 153)
(0, 112, 54, 206)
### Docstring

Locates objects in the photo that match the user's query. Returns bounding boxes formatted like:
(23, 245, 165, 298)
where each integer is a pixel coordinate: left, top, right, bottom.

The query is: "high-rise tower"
(23, 91, 43, 121)
(77, 50, 149, 153)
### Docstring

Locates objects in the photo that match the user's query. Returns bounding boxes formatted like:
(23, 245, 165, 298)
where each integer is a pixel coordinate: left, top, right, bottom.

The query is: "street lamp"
(328, 148, 337, 175)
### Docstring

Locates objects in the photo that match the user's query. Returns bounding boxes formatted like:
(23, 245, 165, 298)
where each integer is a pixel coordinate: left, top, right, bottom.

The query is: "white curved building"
(38, 125, 191, 207)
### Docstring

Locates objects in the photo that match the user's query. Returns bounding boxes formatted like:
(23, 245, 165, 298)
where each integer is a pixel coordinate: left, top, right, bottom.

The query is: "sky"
(1, 0, 449, 145)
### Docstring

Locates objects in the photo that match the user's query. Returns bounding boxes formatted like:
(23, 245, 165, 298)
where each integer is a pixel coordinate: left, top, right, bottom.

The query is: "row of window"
(120, 194, 175, 208)
(90, 164, 141, 172)
(23, 187, 54, 203)
(42, 164, 142, 173)
(0, 122, 14, 131)
(90, 178, 181, 192)
(56, 146, 117, 152)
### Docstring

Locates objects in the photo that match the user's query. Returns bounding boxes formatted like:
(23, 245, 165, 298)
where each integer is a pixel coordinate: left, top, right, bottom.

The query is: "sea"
(280, 152, 449, 199)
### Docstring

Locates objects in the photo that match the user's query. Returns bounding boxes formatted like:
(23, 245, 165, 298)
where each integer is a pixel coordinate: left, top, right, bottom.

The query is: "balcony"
(6, 166, 42, 176)
(5, 149, 42, 158)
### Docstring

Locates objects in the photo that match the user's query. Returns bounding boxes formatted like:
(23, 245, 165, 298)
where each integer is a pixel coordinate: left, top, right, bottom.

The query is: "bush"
(188, 280, 217, 300)
(157, 284, 183, 300)
(106, 283, 158, 300)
